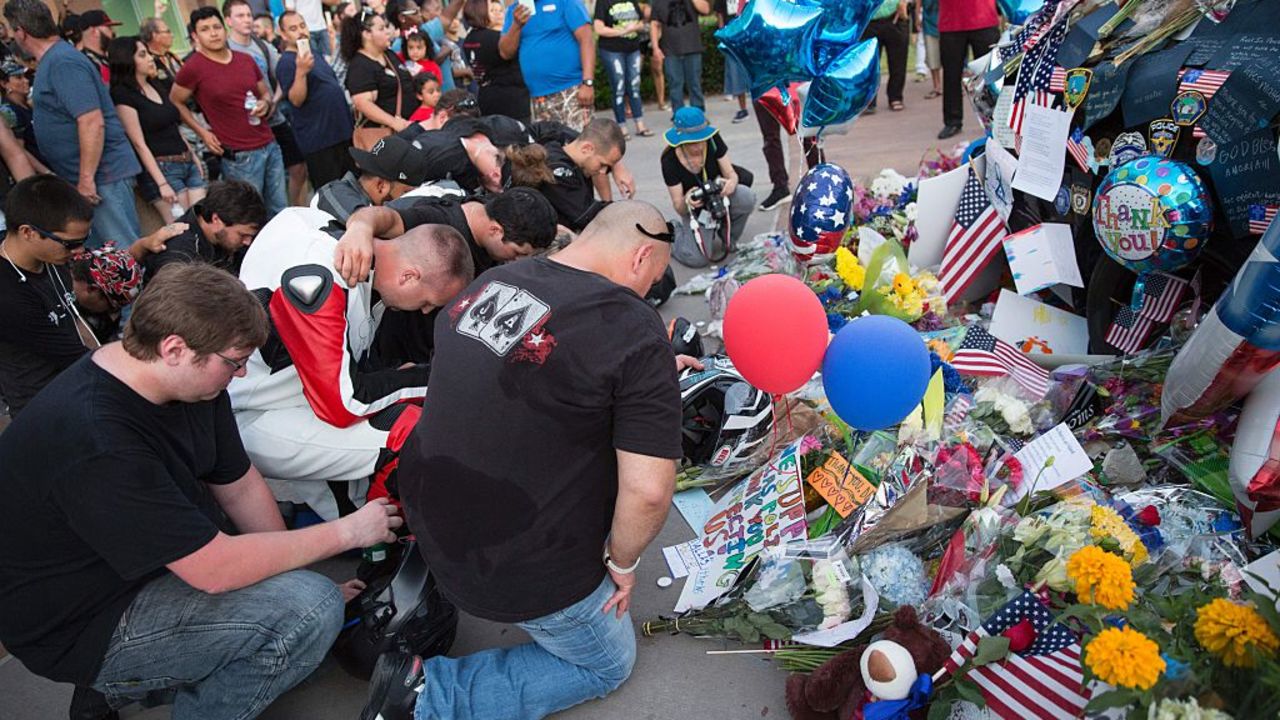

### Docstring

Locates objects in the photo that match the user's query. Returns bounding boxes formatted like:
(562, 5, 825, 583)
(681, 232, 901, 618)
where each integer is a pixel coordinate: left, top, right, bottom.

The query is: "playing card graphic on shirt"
(456, 281, 552, 356)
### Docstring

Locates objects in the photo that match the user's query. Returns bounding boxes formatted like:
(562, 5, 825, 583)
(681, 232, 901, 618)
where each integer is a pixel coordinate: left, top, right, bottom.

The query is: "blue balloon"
(798, 0, 879, 72)
(997, 0, 1046, 25)
(822, 315, 932, 431)
(716, 0, 823, 100)
(802, 38, 880, 131)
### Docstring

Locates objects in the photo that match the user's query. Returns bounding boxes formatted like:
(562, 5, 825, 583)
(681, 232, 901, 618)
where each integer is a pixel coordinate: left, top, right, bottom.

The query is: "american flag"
(1048, 66, 1067, 93)
(1066, 127, 1091, 172)
(937, 590, 1088, 720)
(1249, 204, 1278, 235)
(944, 393, 974, 427)
(1009, 19, 1067, 133)
(951, 326, 1052, 398)
(940, 166, 1006, 304)
(1178, 69, 1230, 138)
(1104, 273, 1189, 353)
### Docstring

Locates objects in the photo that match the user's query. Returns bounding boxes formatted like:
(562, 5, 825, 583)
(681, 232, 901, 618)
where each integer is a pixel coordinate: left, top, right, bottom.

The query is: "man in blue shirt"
(277, 10, 356, 189)
(500, 0, 596, 131)
(4, 0, 142, 249)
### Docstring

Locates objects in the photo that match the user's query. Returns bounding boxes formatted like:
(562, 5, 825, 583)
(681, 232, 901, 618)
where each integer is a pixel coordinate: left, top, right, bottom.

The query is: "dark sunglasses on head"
(27, 224, 88, 251)
(635, 221, 674, 244)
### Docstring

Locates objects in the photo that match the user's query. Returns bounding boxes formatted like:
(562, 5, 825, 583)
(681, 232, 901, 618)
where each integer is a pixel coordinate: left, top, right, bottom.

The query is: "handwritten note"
(992, 90, 1018, 149)
(1010, 423, 1094, 501)
(989, 288, 1089, 355)
(1083, 61, 1131, 130)
(1012, 103, 1072, 202)
(1003, 223, 1084, 295)
(806, 452, 877, 519)
(1120, 45, 1191, 127)
(1208, 129, 1280, 239)
(1208, 33, 1280, 72)
(1201, 60, 1280, 146)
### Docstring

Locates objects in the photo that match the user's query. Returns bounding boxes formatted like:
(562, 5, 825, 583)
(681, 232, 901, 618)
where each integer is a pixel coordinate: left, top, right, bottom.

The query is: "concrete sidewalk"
(0, 78, 984, 719)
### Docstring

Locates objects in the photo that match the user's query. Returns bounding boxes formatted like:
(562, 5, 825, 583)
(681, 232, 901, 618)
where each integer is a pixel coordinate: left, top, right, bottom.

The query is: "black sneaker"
(361, 651, 425, 720)
(732, 108, 749, 123)
(759, 186, 792, 212)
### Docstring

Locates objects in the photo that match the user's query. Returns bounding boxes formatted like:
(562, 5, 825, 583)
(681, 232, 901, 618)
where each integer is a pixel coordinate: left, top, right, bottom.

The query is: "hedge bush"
(593, 20, 727, 111)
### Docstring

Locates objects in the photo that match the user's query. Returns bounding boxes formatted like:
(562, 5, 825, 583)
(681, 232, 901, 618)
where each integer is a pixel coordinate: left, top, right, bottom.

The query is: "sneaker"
(361, 651, 425, 720)
(759, 186, 792, 212)
(732, 108, 749, 123)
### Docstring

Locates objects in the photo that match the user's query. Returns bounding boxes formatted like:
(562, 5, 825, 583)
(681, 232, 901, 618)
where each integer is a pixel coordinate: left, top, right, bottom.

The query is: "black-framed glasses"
(215, 351, 249, 372)
(26, 224, 88, 251)
(635, 221, 674, 244)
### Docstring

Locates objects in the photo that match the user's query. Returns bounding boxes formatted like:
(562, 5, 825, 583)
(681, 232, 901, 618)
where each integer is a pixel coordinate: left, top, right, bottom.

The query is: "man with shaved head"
(230, 207, 473, 520)
(364, 201, 699, 720)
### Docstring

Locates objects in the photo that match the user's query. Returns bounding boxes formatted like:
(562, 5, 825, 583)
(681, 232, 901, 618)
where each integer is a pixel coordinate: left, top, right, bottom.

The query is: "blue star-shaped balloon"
(802, 38, 880, 130)
(715, 0, 823, 99)
(797, 0, 879, 73)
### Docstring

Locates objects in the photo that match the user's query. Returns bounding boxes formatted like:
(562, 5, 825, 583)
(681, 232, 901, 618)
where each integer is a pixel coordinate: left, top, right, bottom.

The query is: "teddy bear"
(785, 606, 951, 720)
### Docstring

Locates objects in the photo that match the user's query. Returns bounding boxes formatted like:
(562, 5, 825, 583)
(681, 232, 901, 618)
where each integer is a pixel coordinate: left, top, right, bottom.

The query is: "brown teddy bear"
(785, 606, 951, 720)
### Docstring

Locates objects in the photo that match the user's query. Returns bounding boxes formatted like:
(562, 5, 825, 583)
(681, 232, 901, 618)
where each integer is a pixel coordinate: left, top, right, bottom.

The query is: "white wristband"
(602, 546, 640, 574)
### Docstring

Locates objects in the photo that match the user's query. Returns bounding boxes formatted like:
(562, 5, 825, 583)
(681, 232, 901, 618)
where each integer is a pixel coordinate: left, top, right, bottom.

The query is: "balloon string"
(768, 393, 781, 461)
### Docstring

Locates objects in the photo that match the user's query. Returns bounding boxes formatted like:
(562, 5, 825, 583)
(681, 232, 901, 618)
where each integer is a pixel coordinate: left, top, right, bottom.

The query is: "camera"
(686, 178, 731, 263)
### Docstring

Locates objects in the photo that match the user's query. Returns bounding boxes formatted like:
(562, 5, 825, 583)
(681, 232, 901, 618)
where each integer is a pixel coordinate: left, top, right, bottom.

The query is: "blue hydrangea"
(859, 544, 927, 607)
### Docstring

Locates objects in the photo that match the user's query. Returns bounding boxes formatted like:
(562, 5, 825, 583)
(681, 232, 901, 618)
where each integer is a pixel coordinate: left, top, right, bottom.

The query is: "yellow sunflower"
(1066, 545, 1135, 610)
(1084, 627, 1165, 690)
(1194, 598, 1280, 668)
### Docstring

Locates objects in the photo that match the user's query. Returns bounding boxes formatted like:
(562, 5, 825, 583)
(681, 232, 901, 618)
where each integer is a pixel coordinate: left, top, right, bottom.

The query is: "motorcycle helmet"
(679, 355, 773, 468)
(333, 538, 458, 680)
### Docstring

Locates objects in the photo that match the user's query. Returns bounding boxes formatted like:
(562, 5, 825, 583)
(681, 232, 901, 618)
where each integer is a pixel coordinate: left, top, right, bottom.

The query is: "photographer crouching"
(661, 107, 755, 268)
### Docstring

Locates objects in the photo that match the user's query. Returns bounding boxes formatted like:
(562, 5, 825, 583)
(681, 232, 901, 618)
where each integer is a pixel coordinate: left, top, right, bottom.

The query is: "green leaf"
(759, 622, 792, 641)
(971, 635, 1012, 667)
(954, 679, 988, 709)
(1083, 688, 1139, 713)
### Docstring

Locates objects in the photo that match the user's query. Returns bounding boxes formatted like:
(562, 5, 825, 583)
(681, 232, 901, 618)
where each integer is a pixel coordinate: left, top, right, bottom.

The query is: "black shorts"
(271, 121, 306, 168)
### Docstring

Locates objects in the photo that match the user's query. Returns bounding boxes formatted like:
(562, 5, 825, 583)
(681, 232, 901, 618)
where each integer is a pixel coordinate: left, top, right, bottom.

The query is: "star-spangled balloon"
(790, 163, 854, 259)
(715, 0, 824, 100)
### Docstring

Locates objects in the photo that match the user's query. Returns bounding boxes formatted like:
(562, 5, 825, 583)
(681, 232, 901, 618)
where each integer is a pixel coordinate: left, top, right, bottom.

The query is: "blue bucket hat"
(665, 106, 719, 147)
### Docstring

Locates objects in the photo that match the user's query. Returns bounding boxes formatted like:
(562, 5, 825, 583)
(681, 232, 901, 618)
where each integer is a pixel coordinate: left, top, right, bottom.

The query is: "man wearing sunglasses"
(366, 201, 700, 720)
(0, 174, 96, 417)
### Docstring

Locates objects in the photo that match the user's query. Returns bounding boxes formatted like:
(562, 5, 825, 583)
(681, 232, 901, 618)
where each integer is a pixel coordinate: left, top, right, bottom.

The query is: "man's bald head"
(374, 224, 474, 313)
(578, 200, 670, 250)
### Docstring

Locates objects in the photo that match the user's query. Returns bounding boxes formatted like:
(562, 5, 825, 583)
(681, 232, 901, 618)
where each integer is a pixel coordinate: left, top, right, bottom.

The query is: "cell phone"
(297, 40, 311, 58)
(517, 0, 536, 16)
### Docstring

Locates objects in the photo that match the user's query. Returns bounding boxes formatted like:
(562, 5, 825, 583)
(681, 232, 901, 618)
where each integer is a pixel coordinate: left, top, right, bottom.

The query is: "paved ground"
(0, 74, 986, 719)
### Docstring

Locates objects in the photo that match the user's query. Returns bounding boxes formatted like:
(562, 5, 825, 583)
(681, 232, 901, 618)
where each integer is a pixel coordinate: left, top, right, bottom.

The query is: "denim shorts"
(158, 160, 206, 194)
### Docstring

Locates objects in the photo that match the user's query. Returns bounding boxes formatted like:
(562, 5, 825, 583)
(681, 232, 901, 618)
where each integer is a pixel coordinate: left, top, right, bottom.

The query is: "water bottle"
(244, 91, 260, 126)
(362, 542, 388, 564)
(170, 201, 184, 220)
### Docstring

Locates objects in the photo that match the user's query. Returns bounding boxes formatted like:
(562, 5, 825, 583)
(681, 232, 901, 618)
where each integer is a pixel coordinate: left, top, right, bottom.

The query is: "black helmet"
(679, 355, 773, 468)
(333, 539, 458, 680)
(646, 265, 677, 307)
(668, 316, 704, 357)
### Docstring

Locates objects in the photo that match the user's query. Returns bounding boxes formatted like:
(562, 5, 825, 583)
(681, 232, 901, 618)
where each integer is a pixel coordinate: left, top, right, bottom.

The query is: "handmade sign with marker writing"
(1208, 129, 1280, 239)
(805, 452, 876, 518)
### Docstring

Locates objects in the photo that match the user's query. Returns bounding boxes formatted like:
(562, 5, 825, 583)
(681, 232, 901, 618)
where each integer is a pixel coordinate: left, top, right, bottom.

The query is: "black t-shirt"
(399, 121, 485, 192)
(541, 141, 599, 231)
(110, 84, 187, 157)
(661, 134, 728, 194)
(0, 260, 87, 417)
(345, 52, 420, 129)
(595, 0, 646, 53)
(142, 209, 243, 277)
(650, 0, 703, 55)
(463, 27, 526, 90)
(0, 355, 248, 684)
(400, 257, 681, 623)
(392, 197, 491, 274)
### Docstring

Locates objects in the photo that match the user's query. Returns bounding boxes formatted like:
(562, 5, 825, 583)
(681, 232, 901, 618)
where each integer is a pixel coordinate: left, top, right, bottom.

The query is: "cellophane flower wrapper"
(920, 504, 1023, 635)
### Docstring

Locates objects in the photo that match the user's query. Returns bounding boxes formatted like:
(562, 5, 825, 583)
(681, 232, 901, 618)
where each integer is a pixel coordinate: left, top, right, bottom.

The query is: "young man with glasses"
(0, 262, 403, 719)
(0, 175, 96, 417)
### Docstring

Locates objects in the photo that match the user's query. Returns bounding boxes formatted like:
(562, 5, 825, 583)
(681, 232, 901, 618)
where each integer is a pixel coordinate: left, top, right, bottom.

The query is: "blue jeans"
(600, 49, 644, 125)
(90, 570, 343, 720)
(309, 29, 332, 57)
(723, 50, 750, 96)
(90, 177, 143, 249)
(663, 52, 704, 112)
(415, 577, 636, 719)
(159, 160, 206, 194)
(220, 142, 288, 218)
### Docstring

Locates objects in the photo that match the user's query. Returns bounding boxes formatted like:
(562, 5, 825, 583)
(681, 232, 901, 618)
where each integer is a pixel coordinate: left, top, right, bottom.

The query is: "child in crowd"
(444, 16, 473, 87)
(402, 32, 443, 83)
(407, 72, 441, 122)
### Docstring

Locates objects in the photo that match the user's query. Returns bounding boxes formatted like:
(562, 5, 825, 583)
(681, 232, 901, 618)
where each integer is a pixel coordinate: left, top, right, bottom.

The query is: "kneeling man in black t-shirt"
(0, 263, 403, 717)
(365, 201, 698, 720)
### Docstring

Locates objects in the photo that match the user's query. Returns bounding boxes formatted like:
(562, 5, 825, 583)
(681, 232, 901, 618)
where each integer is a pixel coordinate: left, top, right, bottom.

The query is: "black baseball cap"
(349, 135, 431, 186)
(80, 10, 124, 27)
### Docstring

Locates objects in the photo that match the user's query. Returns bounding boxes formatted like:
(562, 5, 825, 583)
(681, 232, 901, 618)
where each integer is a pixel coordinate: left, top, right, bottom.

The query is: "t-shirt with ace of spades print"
(400, 256, 682, 622)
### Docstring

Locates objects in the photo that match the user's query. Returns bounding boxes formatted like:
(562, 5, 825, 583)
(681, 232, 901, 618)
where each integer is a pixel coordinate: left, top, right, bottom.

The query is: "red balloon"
(723, 274, 829, 395)
(756, 83, 802, 136)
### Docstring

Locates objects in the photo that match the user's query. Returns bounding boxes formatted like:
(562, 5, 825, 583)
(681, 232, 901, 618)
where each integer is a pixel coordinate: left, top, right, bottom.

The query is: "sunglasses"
(215, 351, 249, 372)
(27, 224, 88, 251)
(635, 221, 674, 244)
